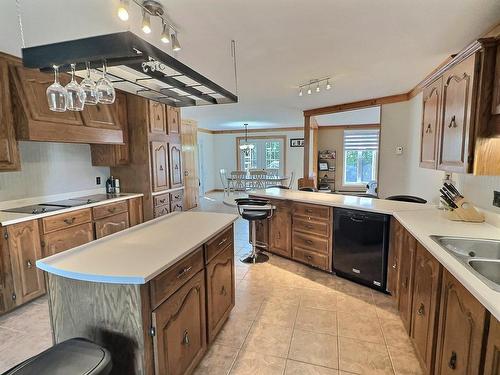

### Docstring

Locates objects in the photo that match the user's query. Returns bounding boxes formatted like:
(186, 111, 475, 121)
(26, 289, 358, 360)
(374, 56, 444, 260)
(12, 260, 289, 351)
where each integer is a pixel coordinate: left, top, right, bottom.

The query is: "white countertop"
(394, 209, 500, 321)
(0, 192, 143, 226)
(36, 211, 238, 285)
(250, 189, 433, 214)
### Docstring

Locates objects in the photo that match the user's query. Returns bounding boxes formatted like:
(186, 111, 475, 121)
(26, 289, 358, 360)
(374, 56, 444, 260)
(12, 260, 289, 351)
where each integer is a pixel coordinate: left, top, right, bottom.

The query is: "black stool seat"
(4, 338, 112, 375)
(241, 210, 269, 221)
(386, 195, 427, 204)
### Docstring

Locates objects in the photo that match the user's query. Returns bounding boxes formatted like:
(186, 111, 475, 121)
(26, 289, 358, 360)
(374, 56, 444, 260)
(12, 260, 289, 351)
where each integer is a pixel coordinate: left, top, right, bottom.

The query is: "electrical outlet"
(96, 177, 101, 185)
(493, 191, 500, 208)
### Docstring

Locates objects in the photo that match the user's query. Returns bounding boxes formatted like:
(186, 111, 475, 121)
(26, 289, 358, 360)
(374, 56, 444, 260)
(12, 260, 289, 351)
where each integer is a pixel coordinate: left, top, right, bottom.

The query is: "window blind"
(343, 129, 380, 151)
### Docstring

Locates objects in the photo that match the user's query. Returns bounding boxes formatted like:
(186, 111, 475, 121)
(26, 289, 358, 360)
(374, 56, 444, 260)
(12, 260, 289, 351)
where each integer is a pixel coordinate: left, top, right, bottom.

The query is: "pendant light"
(239, 123, 254, 155)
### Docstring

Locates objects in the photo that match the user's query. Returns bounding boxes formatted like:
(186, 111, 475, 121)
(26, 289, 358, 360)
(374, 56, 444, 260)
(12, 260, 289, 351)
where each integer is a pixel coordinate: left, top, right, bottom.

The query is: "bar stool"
(3, 338, 112, 375)
(236, 198, 274, 264)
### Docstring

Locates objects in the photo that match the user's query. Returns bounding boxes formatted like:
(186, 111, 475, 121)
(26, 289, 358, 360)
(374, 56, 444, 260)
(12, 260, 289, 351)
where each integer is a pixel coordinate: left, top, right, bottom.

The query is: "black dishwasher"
(333, 208, 390, 292)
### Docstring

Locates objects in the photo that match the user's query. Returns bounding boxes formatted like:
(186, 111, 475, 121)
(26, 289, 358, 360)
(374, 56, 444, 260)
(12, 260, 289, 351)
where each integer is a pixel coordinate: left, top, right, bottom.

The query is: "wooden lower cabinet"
(41, 223, 94, 257)
(435, 269, 487, 375)
(206, 245, 235, 343)
(411, 243, 442, 374)
(484, 317, 500, 375)
(152, 270, 207, 375)
(398, 229, 417, 333)
(387, 217, 403, 297)
(94, 212, 130, 239)
(128, 197, 144, 227)
(269, 201, 292, 257)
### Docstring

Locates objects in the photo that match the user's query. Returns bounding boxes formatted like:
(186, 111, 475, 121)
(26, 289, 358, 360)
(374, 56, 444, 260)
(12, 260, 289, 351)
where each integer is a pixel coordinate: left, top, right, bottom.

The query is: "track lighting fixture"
(141, 10, 151, 34)
(171, 33, 181, 51)
(117, 0, 129, 21)
(161, 22, 171, 43)
(298, 77, 332, 97)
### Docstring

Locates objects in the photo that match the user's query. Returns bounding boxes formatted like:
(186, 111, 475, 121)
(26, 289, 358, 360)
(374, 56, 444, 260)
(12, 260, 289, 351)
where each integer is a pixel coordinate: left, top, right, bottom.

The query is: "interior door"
(151, 141, 169, 192)
(420, 78, 442, 169)
(181, 119, 199, 210)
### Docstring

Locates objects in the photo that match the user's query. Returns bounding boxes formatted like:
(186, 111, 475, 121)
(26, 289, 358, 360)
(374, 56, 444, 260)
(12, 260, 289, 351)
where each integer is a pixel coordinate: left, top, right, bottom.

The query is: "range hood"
(21, 31, 238, 108)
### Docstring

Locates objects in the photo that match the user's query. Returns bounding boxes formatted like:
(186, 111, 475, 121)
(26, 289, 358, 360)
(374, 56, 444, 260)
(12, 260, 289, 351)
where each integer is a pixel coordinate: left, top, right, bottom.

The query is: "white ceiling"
(1, 1, 499, 130)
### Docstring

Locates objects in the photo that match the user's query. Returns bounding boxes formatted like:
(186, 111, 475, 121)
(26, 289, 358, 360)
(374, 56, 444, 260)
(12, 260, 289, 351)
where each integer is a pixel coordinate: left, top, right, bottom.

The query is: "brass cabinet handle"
(159, 199, 166, 204)
(220, 285, 227, 296)
(159, 165, 164, 171)
(218, 238, 228, 247)
(448, 115, 457, 128)
(26, 259, 33, 269)
(177, 266, 192, 279)
(417, 303, 425, 316)
(305, 239, 313, 245)
(182, 330, 190, 346)
(306, 255, 312, 260)
(63, 217, 76, 225)
(107, 207, 117, 213)
(305, 224, 313, 229)
(392, 262, 397, 269)
(306, 209, 313, 213)
(448, 351, 457, 370)
(425, 124, 432, 134)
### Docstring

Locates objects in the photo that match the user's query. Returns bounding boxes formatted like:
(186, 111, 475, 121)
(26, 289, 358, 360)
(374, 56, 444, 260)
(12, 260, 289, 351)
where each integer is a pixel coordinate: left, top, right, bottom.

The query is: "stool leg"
(240, 220, 269, 264)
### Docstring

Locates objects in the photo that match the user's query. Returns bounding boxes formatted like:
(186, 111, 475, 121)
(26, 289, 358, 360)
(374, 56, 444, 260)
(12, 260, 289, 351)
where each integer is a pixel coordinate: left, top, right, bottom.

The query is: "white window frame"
(342, 129, 380, 187)
(236, 136, 286, 175)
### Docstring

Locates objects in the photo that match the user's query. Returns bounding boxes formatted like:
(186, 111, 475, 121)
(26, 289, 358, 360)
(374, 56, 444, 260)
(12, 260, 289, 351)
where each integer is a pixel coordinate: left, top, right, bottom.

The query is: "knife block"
(444, 198, 485, 223)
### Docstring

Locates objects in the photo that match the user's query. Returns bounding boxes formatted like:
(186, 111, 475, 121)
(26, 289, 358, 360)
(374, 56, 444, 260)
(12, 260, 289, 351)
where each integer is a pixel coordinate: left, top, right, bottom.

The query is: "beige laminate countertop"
(0, 192, 143, 226)
(36, 211, 238, 285)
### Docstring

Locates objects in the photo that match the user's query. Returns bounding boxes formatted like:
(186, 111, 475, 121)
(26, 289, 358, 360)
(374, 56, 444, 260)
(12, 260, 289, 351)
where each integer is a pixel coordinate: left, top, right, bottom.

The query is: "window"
(237, 137, 285, 174)
(343, 129, 379, 185)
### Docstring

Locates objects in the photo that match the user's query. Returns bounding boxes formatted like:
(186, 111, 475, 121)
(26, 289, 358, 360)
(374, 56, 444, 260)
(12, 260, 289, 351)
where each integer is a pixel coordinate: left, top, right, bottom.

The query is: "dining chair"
(265, 169, 279, 177)
(219, 169, 231, 196)
(231, 171, 248, 191)
(287, 170, 295, 189)
(249, 170, 267, 189)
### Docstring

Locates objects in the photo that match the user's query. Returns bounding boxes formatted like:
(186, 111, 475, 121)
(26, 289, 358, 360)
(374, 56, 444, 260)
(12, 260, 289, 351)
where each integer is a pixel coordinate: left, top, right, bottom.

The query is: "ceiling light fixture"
(239, 123, 255, 155)
(298, 77, 332, 97)
(117, 0, 129, 21)
(160, 22, 171, 43)
(326, 79, 331, 90)
(171, 33, 181, 51)
(298, 89, 303, 97)
(316, 83, 320, 93)
(141, 10, 151, 34)
(307, 86, 312, 95)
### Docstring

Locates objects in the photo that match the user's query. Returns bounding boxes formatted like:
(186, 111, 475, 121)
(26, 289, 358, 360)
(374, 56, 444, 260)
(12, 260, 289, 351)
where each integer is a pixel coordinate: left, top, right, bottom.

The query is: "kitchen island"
(36, 211, 238, 375)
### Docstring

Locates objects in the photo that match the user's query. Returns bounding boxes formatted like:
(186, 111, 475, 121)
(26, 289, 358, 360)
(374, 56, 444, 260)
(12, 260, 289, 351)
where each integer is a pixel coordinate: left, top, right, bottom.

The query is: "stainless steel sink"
(430, 236, 500, 291)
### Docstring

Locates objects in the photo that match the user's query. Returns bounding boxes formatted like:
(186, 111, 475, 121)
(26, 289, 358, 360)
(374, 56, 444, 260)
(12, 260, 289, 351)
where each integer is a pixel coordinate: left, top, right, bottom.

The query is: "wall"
(0, 142, 109, 201)
(317, 127, 344, 190)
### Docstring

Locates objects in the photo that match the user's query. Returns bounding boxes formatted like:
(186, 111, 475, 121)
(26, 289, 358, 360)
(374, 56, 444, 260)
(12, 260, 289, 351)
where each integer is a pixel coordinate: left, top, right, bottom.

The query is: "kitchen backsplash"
(0, 142, 109, 202)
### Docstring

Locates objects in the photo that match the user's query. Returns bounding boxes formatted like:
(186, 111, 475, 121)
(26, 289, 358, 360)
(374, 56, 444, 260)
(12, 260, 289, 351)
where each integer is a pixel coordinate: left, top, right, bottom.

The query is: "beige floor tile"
(194, 344, 239, 375)
(336, 294, 377, 316)
(265, 286, 302, 306)
(380, 318, 413, 349)
(243, 321, 293, 358)
(295, 307, 337, 335)
(387, 346, 424, 375)
(339, 337, 394, 375)
(230, 349, 286, 375)
(372, 293, 400, 321)
(215, 316, 254, 349)
(289, 329, 338, 369)
(231, 300, 263, 321)
(285, 360, 339, 374)
(337, 311, 384, 344)
(332, 279, 374, 299)
(257, 302, 298, 328)
(300, 289, 337, 311)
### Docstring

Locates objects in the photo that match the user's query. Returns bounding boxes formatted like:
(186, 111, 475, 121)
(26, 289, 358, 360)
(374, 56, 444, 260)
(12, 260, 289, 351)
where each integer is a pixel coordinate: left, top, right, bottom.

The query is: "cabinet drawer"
(42, 209, 92, 234)
(170, 190, 184, 202)
(292, 232, 329, 254)
(205, 226, 233, 264)
(293, 246, 329, 270)
(94, 212, 129, 239)
(154, 205, 170, 218)
(294, 203, 331, 220)
(150, 247, 204, 309)
(92, 200, 128, 220)
(293, 217, 329, 237)
(154, 193, 170, 207)
(171, 201, 183, 212)
(42, 223, 94, 257)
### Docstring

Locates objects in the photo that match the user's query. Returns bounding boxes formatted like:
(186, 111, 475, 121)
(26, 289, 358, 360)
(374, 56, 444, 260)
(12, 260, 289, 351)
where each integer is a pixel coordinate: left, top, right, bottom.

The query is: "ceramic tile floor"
(0, 193, 424, 374)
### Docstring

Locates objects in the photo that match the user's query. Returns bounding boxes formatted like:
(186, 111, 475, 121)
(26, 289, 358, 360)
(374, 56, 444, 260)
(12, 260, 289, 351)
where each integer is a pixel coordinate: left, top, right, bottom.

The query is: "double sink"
(431, 236, 500, 291)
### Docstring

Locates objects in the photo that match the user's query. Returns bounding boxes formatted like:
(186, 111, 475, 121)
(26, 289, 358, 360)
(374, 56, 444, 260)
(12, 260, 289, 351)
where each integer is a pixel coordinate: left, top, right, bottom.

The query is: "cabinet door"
(149, 101, 166, 134)
(128, 197, 143, 227)
(269, 202, 292, 258)
(169, 143, 183, 188)
(6, 221, 45, 305)
(151, 141, 169, 192)
(0, 230, 15, 314)
(484, 316, 500, 375)
(81, 103, 120, 130)
(167, 106, 181, 135)
(435, 269, 487, 375)
(114, 92, 129, 164)
(411, 243, 442, 373)
(42, 223, 94, 257)
(152, 270, 206, 375)
(206, 245, 235, 343)
(420, 78, 442, 169)
(387, 218, 403, 297)
(94, 212, 129, 239)
(250, 219, 269, 249)
(398, 229, 416, 333)
(0, 59, 20, 171)
(438, 54, 477, 173)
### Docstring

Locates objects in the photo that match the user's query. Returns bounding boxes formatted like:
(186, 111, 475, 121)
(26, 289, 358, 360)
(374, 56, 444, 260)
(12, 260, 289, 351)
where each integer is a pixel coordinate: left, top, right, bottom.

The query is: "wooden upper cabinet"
(80, 103, 120, 130)
(438, 54, 477, 173)
(411, 243, 442, 374)
(398, 229, 416, 334)
(6, 220, 45, 305)
(167, 106, 181, 135)
(0, 59, 20, 171)
(149, 101, 166, 134)
(420, 77, 442, 169)
(152, 270, 207, 375)
(151, 141, 169, 191)
(435, 269, 487, 375)
(169, 143, 183, 188)
(484, 316, 500, 375)
(269, 201, 292, 258)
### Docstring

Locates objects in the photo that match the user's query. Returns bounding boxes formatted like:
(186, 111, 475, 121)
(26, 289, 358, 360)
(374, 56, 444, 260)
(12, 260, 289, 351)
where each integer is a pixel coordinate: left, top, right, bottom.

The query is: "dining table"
(226, 174, 289, 190)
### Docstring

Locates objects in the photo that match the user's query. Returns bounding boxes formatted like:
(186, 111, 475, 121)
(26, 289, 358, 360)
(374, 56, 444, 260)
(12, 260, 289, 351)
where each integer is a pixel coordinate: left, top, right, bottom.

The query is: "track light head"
(161, 23, 171, 43)
(142, 10, 152, 34)
(172, 33, 181, 51)
(298, 89, 303, 97)
(326, 80, 332, 90)
(117, 0, 129, 21)
(307, 87, 312, 95)
(316, 83, 320, 93)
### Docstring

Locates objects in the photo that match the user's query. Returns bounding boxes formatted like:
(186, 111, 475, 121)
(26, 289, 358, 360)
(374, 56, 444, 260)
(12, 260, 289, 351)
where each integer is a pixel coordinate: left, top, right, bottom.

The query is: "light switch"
(395, 146, 403, 155)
